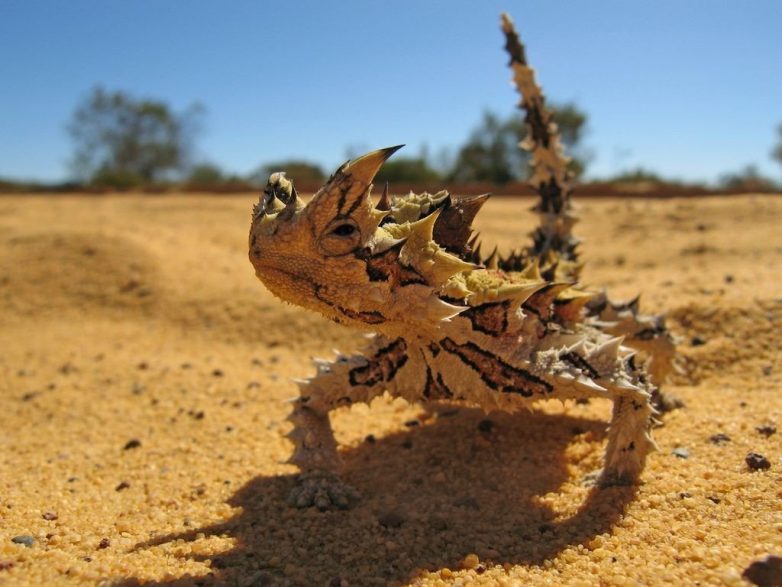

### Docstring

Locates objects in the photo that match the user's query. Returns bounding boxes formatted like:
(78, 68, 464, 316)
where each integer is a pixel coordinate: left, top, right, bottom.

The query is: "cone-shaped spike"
(525, 282, 572, 320)
(408, 207, 442, 241)
(472, 241, 483, 260)
(520, 258, 542, 280)
(498, 282, 548, 306)
(590, 336, 624, 362)
(485, 246, 499, 270)
(432, 193, 491, 255)
(346, 145, 404, 186)
(576, 376, 607, 394)
(377, 182, 391, 211)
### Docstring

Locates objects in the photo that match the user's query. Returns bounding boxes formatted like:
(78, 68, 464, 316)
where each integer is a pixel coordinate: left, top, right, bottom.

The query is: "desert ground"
(0, 192, 780, 586)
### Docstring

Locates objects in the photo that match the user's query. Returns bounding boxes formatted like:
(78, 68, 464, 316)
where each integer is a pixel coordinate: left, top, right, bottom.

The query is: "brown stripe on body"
(314, 285, 387, 324)
(440, 337, 552, 397)
(361, 242, 427, 287)
(340, 308, 386, 324)
(349, 338, 409, 387)
(463, 301, 510, 335)
(561, 351, 599, 379)
(422, 365, 454, 400)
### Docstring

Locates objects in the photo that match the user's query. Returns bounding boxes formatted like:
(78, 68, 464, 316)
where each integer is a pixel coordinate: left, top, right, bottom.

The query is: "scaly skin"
(248, 13, 675, 509)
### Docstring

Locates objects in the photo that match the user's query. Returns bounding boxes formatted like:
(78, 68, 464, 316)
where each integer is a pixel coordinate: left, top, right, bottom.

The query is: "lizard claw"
(287, 474, 360, 510)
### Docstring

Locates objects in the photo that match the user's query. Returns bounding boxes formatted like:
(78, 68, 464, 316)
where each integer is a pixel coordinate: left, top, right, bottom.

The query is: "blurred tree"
(67, 87, 203, 186)
(374, 157, 441, 183)
(448, 103, 589, 184)
(609, 168, 665, 183)
(251, 161, 326, 185)
(718, 165, 776, 192)
(772, 123, 782, 171)
(187, 163, 225, 185)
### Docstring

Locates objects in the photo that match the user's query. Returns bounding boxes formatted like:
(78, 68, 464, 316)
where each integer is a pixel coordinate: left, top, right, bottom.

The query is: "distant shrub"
(90, 168, 144, 190)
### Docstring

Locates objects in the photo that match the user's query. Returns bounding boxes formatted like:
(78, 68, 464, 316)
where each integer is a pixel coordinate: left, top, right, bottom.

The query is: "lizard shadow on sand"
(119, 406, 637, 586)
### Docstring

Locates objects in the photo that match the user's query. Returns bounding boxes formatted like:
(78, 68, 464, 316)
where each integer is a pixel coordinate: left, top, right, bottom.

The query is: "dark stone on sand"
(11, 535, 34, 547)
(746, 452, 771, 471)
(742, 554, 782, 587)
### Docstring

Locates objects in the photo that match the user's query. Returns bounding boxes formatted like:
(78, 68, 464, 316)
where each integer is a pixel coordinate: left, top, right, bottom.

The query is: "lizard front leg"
(286, 336, 413, 509)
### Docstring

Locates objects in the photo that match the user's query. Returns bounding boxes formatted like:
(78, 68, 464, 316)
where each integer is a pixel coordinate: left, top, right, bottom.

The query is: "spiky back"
(373, 189, 596, 335)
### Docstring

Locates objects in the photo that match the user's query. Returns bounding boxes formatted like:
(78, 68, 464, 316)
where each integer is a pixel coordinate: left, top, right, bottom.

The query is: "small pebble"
(454, 496, 480, 510)
(707, 495, 721, 504)
(42, 512, 58, 521)
(11, 535, 34, 548)
(98, 538, 111, 549)
(746, 452, 771, 471)
(404, 419, 420, 427)
(742, 554, 782, 587)
(756, 424, 777, 437)
(364, 434, 376, 444)
(691, 336, 706, 346)
(378, 510, 406, 528)
(123, 439, 142, 450)
(477, 419, 495, 434)
(115, 481, 130, 491)
(672, 447, 691, 459)
(0, 560, 14, 571)
(137, 361, 148, 370)
(211, 369, 224, 377)
(708, 433, 731, 446)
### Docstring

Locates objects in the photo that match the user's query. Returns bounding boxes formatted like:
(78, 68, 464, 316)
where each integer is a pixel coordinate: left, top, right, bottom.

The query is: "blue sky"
(1, 0, 781, 183)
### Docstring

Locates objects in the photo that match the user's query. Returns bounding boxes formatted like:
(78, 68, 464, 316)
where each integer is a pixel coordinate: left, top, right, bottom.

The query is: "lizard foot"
(597, 468, 639, 488)
(287, 474, 360, 510)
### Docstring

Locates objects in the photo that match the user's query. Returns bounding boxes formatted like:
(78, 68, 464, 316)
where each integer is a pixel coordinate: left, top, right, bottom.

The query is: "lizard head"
(249, 146, 405, 327)
(249, 146, 504, 335)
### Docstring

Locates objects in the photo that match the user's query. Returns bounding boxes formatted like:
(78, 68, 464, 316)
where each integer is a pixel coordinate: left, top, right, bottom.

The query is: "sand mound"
(0, 231, 159, 319)
(672, 301, 781, 385)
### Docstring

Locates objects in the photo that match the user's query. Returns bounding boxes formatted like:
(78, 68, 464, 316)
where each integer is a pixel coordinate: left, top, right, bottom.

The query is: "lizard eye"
(319, 218, 362, 256)
(331, 223, 356, 237)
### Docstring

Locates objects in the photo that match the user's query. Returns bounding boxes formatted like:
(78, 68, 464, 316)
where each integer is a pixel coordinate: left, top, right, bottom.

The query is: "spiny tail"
(500, 13, 580, 280)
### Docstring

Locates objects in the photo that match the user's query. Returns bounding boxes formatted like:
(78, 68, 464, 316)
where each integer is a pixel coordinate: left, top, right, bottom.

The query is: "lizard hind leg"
(598, 381, 657, 487)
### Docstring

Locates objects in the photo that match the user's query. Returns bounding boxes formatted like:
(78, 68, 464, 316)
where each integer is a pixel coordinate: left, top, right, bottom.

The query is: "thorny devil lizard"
(248, 13, 677, 510)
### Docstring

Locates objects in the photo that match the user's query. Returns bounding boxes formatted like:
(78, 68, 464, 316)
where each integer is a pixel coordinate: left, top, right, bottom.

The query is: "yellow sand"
(0, 193, 780, 586)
